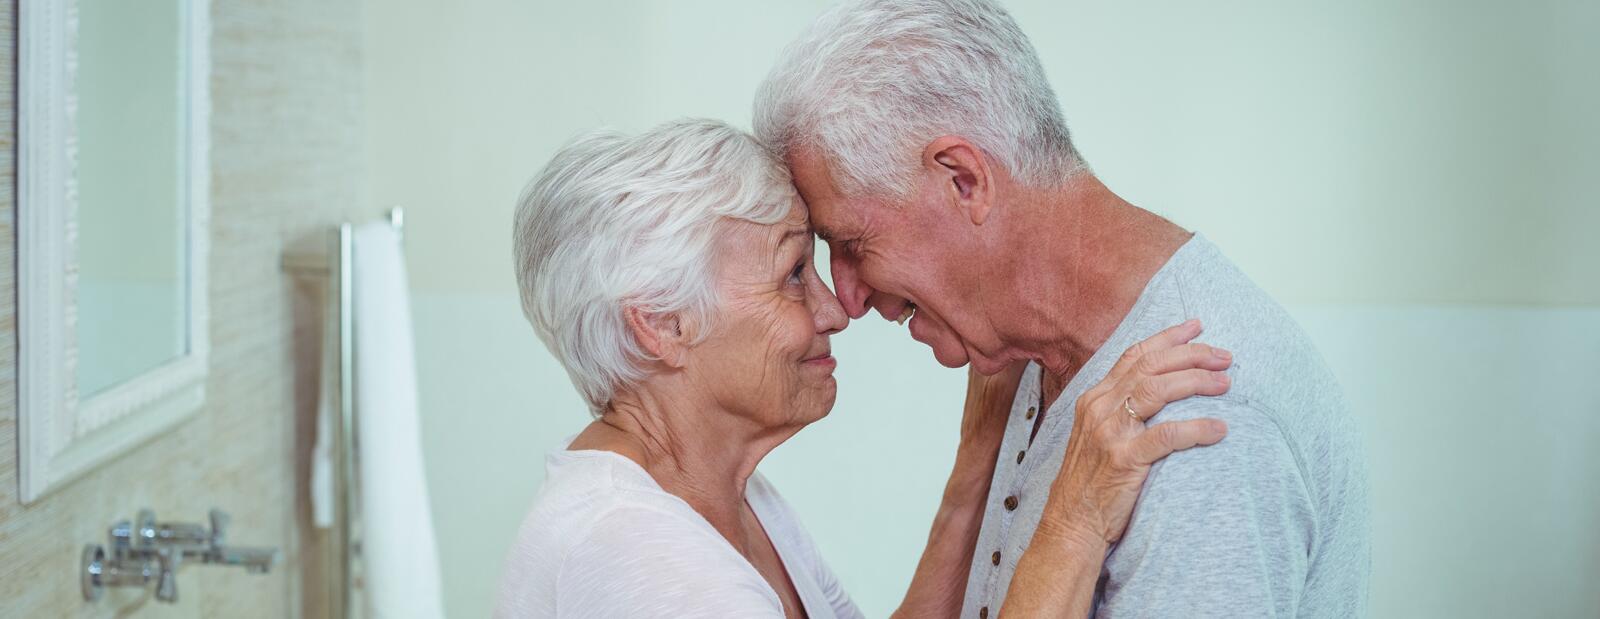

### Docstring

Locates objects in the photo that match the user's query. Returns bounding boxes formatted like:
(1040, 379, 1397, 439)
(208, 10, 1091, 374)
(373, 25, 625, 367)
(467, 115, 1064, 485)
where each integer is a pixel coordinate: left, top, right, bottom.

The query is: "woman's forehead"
(714, 216, 808, 259)
(783, 196, 812, 228)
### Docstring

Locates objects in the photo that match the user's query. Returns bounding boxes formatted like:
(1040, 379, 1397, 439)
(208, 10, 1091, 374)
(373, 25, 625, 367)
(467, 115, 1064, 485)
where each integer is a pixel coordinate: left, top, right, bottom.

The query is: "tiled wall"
(0, 0, 365, 616)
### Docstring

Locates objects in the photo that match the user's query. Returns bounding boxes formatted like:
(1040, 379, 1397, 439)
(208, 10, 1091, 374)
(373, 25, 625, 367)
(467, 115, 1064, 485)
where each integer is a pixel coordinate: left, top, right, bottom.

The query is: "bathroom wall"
(0, 0, 366, 616)
(363, 1, 1600, 617)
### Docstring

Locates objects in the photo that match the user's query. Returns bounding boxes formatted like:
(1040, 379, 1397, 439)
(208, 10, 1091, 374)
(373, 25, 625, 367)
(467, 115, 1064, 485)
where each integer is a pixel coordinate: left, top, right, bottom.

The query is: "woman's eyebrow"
(777, 228, 810, 246)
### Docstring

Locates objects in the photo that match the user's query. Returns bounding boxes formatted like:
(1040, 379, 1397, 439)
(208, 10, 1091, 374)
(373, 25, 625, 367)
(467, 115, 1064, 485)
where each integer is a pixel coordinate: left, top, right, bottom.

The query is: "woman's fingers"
(1049, 325, 1233, 549)
(1132, 342, 1232, 377)
(1127, 418, 1228, 466)
(1104, 319, 1203, 382)
(1124, 368, 1231, 422)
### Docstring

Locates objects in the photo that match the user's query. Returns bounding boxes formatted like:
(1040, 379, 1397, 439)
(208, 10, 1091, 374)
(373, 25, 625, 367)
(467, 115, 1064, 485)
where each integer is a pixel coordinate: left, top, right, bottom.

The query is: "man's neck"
(1002, 174, 1192, 378)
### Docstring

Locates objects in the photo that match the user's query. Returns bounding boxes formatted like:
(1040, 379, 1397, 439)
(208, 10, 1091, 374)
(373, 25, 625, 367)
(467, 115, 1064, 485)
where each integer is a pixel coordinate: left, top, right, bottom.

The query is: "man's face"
(788, 148, 1015, 375)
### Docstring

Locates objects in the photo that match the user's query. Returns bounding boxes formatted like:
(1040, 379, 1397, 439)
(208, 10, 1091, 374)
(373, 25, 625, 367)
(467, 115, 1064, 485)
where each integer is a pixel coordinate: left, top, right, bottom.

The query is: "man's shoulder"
(1160, 241, 1351, 434)
(1148, 394, 1306, 480)
(1142, 387, 1367, 541)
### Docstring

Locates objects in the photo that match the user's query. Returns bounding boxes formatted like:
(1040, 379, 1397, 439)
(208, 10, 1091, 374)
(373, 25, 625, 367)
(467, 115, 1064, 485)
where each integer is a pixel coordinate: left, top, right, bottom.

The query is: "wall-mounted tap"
(82, 508, 281, 603)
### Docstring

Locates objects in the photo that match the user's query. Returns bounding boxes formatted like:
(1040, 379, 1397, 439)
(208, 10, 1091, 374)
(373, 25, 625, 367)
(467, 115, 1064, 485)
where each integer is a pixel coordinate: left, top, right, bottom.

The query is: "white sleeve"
(552, 506, 786, 619)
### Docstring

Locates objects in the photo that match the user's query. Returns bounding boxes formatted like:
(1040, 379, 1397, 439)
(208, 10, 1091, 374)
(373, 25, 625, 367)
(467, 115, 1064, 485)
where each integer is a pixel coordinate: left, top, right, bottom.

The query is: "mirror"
(77, 0, 189, 398)
(17, 0, 210, 502)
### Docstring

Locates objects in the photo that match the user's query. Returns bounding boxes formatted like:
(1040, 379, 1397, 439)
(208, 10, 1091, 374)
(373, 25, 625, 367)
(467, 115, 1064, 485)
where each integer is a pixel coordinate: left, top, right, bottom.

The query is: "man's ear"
(623, 305, 689, 368)
(923, 136, 994, 226)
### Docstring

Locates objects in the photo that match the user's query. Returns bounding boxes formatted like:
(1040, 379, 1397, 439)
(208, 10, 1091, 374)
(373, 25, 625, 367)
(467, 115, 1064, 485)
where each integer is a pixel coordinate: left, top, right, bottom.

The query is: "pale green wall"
(369, 0, 1599, 306)
(362, 2, 1600, 617)
(1011, 1, 1600, 307)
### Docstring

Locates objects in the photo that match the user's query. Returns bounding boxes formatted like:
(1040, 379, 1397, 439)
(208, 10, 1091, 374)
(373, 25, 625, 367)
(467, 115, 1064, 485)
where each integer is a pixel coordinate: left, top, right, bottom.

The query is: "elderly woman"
(497, 119, 1232, 618)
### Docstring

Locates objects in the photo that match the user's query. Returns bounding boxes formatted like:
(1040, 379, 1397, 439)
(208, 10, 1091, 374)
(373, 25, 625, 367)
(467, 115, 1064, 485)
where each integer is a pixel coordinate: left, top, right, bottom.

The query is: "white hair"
(513, 119, 796, 415)
(754, 0, 1083, 197)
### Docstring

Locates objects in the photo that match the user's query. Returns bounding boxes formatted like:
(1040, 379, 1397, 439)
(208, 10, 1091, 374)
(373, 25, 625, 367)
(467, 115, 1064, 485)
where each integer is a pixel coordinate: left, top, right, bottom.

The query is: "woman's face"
(683, 199, 848, 431)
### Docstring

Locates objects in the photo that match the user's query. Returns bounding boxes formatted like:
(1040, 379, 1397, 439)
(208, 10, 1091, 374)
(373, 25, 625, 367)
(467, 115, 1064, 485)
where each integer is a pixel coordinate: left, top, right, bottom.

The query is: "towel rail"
(282, 207, 403, 619)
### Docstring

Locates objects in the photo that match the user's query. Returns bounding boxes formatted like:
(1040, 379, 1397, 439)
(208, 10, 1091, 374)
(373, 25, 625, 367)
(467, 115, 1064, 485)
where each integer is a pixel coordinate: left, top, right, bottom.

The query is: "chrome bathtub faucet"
(82, 508, 281, 603)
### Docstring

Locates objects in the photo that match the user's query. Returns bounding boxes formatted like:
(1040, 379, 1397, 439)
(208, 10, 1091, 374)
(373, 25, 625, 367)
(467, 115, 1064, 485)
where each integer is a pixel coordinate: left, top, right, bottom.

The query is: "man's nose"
(829, 248, 873, 319)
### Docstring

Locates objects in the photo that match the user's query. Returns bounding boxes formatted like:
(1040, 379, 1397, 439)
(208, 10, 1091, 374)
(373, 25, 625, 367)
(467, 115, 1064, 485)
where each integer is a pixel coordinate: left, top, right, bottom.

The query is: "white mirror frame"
(17, 0, 211, 503)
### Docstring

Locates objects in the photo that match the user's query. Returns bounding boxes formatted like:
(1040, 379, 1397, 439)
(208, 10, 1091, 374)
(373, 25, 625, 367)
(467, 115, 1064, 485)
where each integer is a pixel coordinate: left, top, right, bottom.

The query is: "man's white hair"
(754, 0, 1082, 197)
(513, 119, 796, 415)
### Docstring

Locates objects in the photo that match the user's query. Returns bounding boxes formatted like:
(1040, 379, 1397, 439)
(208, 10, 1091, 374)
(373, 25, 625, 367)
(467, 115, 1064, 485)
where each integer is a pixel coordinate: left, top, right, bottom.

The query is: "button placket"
(974, 364, 1043, 615)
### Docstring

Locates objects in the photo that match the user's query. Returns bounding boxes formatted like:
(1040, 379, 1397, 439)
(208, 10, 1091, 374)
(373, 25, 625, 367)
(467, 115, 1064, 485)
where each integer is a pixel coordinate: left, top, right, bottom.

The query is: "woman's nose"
(810, 272, 849, 336)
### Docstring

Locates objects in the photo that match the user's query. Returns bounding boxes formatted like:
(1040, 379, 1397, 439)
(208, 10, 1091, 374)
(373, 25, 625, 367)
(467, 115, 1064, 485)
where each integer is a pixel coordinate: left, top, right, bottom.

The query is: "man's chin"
(929, 342, 971, 369)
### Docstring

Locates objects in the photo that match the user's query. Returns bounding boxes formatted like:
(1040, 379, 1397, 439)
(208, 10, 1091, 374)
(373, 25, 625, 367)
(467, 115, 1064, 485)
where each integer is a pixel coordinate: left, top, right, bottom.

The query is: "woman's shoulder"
(501, 449, 745, 573)
(496, 452, 781, 616)
(510, 450, 713, 551)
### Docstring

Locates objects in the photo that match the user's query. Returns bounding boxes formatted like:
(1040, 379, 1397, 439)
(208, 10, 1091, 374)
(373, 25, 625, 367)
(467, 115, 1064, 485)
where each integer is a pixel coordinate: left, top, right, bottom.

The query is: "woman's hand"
(1000, 319, 1231, 617)
(1044, 318, 1231, 547)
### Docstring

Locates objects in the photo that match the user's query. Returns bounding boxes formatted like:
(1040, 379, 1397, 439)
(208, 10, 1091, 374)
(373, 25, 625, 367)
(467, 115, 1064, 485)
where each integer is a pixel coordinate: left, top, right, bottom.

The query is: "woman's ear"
(624, 306, 689, 368)
(924, 136, 994, 226)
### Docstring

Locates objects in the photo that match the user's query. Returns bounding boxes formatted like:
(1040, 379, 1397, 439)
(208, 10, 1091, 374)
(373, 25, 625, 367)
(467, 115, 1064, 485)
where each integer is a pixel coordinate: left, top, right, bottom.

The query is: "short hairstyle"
(754, 0, 1083, 197)
(513, 119, 796, 415)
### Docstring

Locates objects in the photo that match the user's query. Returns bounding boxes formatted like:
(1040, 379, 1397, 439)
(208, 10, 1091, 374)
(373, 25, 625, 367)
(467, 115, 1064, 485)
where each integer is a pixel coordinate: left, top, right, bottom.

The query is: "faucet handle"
(135, 509, 158, 549)
(154, 548, 179, 603)
(108, 520, 133, 553)
(209, 509, 230, 546)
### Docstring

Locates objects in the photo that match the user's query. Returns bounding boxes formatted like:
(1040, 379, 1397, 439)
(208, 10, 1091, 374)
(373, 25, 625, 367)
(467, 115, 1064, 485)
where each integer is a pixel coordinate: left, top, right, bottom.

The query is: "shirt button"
(1016, 450, 1026, 464)
(1004, 495, 1018, 511)
(1025, 406, 1036, 420)
(991, 550, 1001, 565)
(979, 607, 989, 619)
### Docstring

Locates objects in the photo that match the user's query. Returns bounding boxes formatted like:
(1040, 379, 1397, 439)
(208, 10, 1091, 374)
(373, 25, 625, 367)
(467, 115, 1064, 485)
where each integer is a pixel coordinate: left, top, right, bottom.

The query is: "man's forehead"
(784, 146, 863, 238)
(785, 146, 840, 197)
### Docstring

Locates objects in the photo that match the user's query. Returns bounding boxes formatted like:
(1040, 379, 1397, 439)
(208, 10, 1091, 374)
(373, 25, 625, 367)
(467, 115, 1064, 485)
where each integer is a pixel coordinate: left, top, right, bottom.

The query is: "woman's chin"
(794, 386, 838, 425)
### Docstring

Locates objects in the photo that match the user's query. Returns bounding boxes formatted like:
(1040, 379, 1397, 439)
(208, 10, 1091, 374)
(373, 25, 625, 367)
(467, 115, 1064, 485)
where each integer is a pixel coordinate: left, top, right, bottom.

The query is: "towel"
(352, 222, 445, 619)
(310, 281, 337, 529)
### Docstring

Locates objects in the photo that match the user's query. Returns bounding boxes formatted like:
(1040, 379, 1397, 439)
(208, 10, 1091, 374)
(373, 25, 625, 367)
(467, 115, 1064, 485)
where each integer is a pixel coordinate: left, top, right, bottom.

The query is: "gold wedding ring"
(1123, 396, 1142, 422)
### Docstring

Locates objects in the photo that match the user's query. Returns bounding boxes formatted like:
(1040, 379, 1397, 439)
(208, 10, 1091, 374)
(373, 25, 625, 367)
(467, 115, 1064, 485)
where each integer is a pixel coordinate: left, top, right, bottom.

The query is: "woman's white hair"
(513, 119, 796, 415)
(754, 0, 1083, 197)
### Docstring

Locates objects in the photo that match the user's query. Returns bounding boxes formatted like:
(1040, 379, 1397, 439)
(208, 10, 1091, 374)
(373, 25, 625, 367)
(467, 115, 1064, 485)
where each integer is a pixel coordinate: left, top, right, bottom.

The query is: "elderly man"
(755, 0, 1370, 617)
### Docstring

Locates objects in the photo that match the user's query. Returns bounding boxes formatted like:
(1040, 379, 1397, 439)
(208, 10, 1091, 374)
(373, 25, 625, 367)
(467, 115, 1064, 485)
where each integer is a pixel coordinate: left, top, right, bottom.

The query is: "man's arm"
(1097, 398, 1315, 618)
(890, 365, 1021, 618)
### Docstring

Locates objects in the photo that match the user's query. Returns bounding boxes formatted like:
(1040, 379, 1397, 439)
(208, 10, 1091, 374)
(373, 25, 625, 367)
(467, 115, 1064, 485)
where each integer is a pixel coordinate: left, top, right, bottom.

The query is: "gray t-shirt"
(961, 234, 1370, 618)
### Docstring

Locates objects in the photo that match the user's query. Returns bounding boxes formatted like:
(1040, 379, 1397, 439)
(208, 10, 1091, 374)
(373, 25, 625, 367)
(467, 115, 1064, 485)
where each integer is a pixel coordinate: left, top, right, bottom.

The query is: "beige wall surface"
(0, 0, 365, 616)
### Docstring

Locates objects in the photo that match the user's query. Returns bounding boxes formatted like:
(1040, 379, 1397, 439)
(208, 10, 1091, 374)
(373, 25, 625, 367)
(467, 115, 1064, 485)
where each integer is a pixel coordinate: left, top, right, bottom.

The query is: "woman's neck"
(572, 388, 787, 549)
